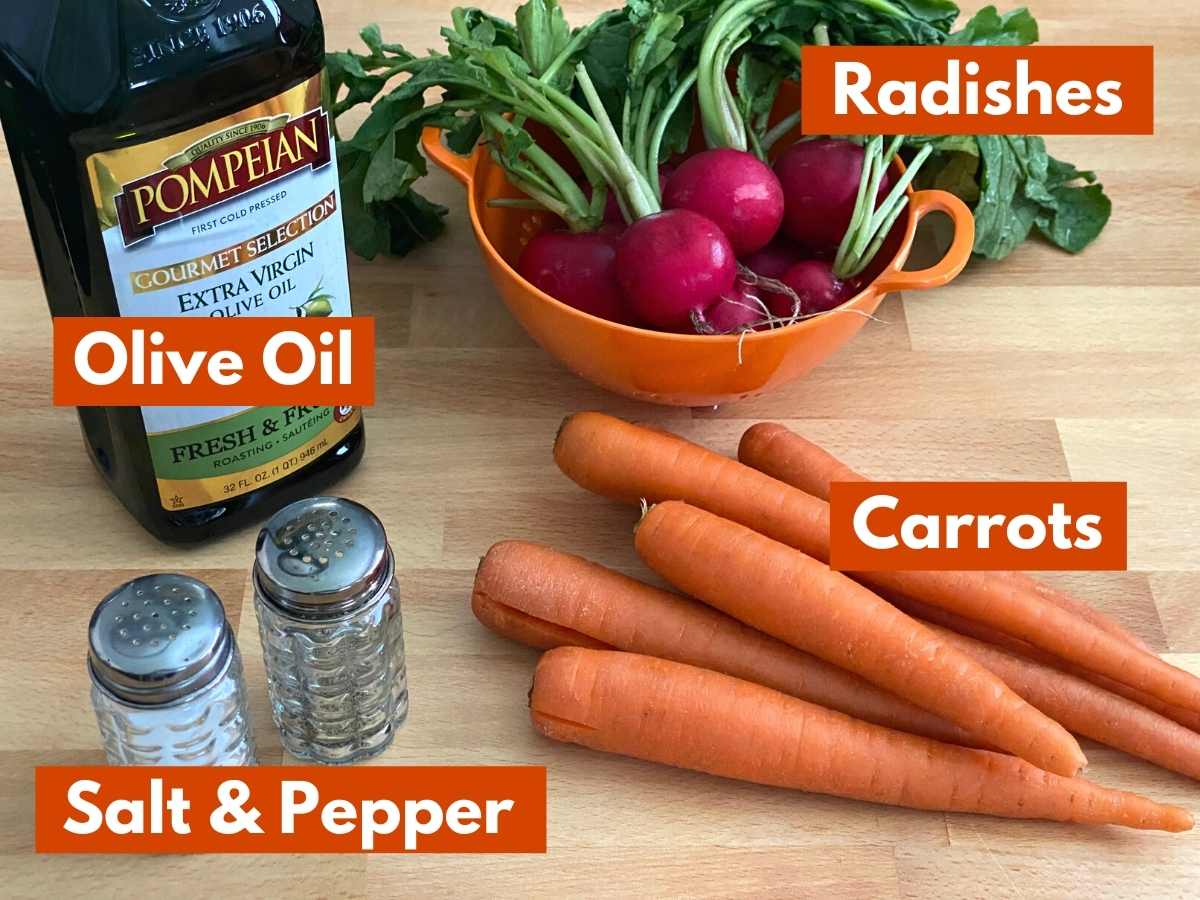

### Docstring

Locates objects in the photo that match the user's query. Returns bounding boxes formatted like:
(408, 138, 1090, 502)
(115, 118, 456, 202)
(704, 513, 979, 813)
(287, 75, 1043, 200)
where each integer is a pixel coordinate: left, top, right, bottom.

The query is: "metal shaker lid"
(253, 497, 391, 615)
(88, 574, 232, 706)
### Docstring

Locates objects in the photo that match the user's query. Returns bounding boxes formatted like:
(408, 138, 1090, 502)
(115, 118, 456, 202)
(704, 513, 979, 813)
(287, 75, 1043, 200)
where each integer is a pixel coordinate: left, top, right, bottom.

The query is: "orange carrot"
(531, 648, 1193, 832)
(737, 421, 1153, 653)
(1077, 676, 1200, 736)
(885, 590, 1054, 659)
(473, 540, 978, 746)
(888, 591, 1200, 735)
(738, 421, 868, 499)
(554, 412, 830, 562)
(634, 500, 1086, 776)
(923, 622, 1200, 780)
(1007, 571, 1155, 653)
(554, 412, 1200, 713)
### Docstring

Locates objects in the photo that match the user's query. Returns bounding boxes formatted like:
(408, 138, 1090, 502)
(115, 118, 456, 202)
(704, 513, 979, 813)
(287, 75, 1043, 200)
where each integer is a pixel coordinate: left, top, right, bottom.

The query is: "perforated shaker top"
(88, 574, 232, 705)
(253, 496, 391, 614)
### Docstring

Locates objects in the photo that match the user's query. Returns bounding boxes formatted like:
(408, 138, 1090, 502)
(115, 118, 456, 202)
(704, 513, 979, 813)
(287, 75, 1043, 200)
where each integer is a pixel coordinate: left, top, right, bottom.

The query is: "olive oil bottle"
(0, 0, 364, 543)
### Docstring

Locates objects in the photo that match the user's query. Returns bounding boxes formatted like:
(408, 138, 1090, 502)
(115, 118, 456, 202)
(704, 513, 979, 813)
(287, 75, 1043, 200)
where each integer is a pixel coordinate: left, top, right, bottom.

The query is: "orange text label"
(801, 45, 1153, 135)
(36, 766, 546, 853)
(53, 316, 375, 407)
(829, 481, 1127, 571)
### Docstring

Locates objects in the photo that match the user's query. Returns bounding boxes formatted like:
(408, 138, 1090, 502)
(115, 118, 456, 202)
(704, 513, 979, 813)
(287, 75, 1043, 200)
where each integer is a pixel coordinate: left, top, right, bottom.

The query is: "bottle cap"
(88, 574, 232, 706)
(253, 496, 392, 617)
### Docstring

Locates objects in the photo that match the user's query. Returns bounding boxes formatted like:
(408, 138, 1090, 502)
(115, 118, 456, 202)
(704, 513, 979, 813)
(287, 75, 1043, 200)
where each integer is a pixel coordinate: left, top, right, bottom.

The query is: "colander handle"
(421, 126, 475, 187)
(873, 189, 975, 293)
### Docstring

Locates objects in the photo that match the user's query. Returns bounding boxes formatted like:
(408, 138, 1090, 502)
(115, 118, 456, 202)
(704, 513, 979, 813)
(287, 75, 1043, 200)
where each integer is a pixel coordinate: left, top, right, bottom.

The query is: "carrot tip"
(553, 414, 575, 450)
(633, 498, 655, 535)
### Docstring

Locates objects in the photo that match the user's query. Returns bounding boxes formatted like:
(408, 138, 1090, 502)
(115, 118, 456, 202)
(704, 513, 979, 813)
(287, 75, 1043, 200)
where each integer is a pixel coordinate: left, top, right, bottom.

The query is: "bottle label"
(85, 75, 360, 511)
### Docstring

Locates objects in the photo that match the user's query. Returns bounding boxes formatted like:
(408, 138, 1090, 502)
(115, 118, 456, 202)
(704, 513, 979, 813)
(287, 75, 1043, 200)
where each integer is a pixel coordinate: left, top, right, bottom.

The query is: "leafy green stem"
(697, 0, 772, 150)
(574, 63, 661, 218)
(633, 75, 663, 182)
(480, 111, 595, 230)
(834, 137, 933, 279)
(646, 68, 699, 196)
(540, 8, 621, 84)
(759, 110, 800, 152)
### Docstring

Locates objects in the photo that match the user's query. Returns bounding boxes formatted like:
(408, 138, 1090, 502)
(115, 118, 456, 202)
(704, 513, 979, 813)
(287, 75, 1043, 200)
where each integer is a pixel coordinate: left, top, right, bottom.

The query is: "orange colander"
(421, 88, 974, 407)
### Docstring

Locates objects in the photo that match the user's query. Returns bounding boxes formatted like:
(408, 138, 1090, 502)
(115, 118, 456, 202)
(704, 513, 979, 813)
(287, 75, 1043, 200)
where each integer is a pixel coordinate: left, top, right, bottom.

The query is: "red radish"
(780, 260, 850, 314)
(694, 278, 765, 334)
(742, 238, 804, 317)
(602, 190, 623, 225)
(743, 238, 801, 281)
(616, 209, 737, 331)
(663, 149, 784, 256)
(518, 230, 629, 323)
(774, 138, 896, 250)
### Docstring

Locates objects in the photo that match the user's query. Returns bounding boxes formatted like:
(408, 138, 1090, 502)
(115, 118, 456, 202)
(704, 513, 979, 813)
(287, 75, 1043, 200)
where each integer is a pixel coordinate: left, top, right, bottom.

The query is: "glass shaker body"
(88, 574, 257, 766)
(254, 497, 408, 764)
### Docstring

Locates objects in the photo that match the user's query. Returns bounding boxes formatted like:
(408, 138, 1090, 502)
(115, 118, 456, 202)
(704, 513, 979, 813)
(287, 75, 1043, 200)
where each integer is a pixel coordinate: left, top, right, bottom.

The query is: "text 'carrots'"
(531, 648, 1192, 832)
(554, 412, 1200, 714)
(634, 500, 1086, 776)
(472, 540, 976, 747)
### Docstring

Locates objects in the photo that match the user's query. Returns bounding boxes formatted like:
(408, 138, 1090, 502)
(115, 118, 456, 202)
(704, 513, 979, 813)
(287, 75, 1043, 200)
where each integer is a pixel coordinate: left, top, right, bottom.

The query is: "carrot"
(553, 412, 831, 561)
(737, 421, 1153, 653)
(473, 540, 978, 746)
(531, 648, 1193, 832)
(1008, 571, 1155, 653)
(1077, 675, 1200, 736)
(922, 622, 1200, 780)
(885, 590, 1054, 659)
(738, 421, 867, 499)
(554, 412, 1200, 713)
(888, 591, 1200, 735)
(634, 500, 1086, 776)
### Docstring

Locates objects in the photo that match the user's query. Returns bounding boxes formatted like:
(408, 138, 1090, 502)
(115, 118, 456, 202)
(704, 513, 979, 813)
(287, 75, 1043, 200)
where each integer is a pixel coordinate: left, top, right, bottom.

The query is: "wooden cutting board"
(1, 1, 1197, 896)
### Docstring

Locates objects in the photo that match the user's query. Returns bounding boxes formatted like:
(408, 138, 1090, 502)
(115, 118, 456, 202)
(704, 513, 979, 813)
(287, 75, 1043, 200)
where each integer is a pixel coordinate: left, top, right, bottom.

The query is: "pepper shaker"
(88, 574, 257, 765)
(253, 497, 408, 764)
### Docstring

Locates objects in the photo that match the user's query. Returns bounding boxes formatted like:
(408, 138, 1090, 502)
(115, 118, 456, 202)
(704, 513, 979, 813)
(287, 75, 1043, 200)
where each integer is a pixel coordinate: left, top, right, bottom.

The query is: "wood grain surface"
(1, 1, 1198, 897)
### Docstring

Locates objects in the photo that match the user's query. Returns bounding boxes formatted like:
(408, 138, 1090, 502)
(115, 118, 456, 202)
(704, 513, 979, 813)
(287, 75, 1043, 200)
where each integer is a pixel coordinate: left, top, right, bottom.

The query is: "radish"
(742, 238, 804, 317)
(741, 136, 939, 319)
(742, 238, 802, 282)
(518, 230, 629, 323)
(754, 135, 937, 318)
(600, 188, 624, 226)
(773, 138, 897, 251)
(662, 149, 784, 256)
(560, 66, 740, 332)
(616, 209, 737, 331)
(694, 277, 767, 334)
(779, 260, 850, 315)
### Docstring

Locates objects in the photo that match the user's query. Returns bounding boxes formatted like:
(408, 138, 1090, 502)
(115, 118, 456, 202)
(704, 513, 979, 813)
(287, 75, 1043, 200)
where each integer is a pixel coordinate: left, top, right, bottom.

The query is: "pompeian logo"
(115, 108, 333, 246)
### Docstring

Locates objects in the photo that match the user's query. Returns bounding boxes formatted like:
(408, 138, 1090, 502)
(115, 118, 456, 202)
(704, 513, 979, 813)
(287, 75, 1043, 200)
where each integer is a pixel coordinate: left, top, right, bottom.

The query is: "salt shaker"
(88, 574, 257, 765)
(253, 496, 408, 764)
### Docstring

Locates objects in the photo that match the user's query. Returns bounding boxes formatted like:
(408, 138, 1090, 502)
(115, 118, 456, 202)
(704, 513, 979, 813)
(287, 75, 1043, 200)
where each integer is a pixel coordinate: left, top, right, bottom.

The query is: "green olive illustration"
(294, 296, 334, 317)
